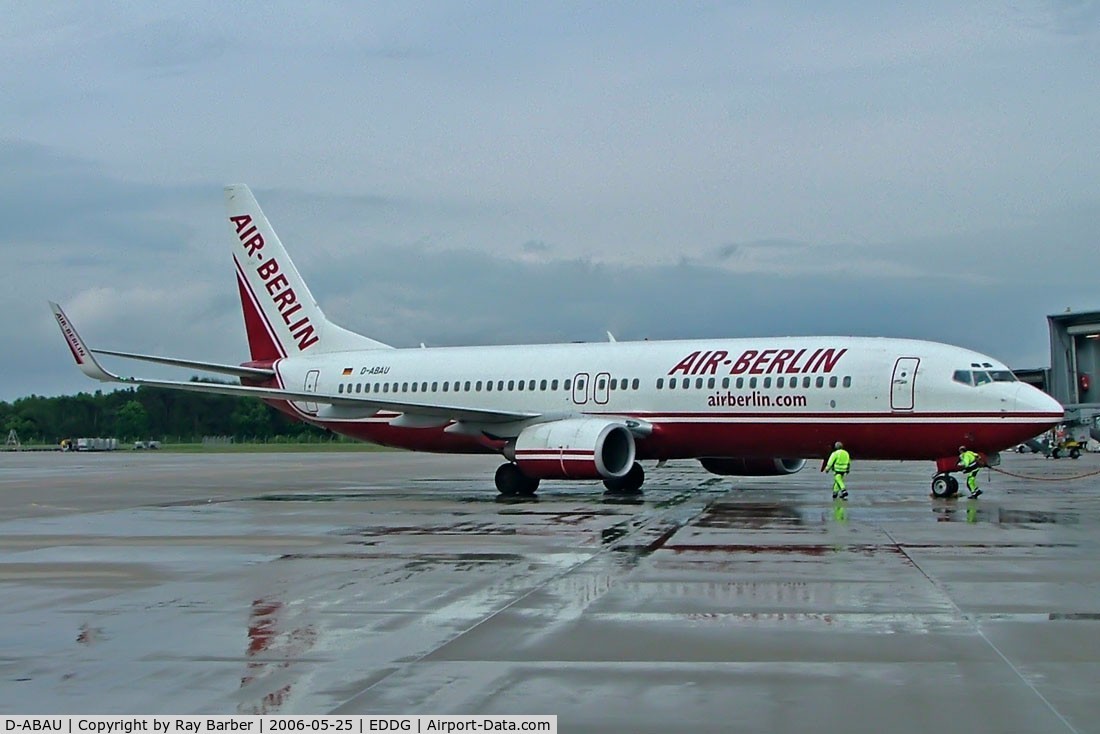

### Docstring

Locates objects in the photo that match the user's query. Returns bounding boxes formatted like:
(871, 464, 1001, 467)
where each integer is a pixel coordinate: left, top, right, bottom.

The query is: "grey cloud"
(0, 140, 212, 251)
(521, 239, 551, 253)
(715, 243, 739, 261)
(1043, 1, 1100, 36)
(714, 239, 809, 262)
(106, 18, 231, 76)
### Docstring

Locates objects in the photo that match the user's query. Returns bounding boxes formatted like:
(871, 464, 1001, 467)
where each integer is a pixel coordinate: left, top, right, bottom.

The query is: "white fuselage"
(262, 335, 1062, 461)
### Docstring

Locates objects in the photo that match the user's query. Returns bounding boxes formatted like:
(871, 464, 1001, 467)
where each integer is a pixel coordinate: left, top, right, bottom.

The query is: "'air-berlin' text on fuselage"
(668, 348, 848, 376)
(230, 214, 319, 351)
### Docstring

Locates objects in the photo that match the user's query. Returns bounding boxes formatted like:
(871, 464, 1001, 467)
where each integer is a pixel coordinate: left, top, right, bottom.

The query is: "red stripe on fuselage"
(310, 415, 1055, 461)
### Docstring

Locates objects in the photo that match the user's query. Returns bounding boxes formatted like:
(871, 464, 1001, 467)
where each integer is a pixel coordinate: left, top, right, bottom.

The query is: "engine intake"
(510, 418, 636, 479)
(699, 457, 807, 476)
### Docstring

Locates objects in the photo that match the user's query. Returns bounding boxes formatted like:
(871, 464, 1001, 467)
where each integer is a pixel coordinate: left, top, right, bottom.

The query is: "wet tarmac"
(1, 450, 1099, 732)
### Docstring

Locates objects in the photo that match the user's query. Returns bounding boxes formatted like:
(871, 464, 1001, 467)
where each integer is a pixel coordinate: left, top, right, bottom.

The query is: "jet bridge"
(1015, 309, 1100, 442)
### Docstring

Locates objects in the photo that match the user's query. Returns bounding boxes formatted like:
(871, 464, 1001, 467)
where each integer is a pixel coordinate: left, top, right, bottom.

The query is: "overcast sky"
(2, 1, 1099, 401)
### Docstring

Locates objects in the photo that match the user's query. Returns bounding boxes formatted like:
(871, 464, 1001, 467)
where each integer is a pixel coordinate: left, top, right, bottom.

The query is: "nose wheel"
(931, 473, 959, 498)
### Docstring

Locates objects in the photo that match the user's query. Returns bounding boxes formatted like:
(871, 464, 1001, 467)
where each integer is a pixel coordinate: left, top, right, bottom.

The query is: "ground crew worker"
(959, 445, 982, 498)
(823, 441, 850, 499)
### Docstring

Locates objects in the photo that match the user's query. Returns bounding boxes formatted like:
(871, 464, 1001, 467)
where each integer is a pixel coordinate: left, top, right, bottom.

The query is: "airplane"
(51, 185, 1064, 498)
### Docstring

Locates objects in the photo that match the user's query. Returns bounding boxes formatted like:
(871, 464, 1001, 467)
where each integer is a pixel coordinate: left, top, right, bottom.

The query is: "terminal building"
(1014, 309, 1100, 441)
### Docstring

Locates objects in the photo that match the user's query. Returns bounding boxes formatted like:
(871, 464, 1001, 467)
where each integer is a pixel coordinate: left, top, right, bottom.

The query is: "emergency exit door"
(890, 357, 919, 411)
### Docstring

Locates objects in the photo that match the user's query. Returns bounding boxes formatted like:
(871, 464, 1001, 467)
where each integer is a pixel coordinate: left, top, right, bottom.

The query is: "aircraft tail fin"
(225, 184, 391, 361)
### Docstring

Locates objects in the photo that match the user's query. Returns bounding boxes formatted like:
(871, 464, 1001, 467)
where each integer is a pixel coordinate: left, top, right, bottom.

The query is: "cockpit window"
(956, 368, 1017, 386)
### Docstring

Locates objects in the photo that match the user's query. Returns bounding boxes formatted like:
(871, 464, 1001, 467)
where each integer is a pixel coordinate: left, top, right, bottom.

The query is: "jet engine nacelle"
(509, 418, 636, 480)
(699, 457, 807, 476)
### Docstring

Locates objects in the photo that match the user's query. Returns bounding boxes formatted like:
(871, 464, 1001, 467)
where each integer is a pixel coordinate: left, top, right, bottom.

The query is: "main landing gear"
(930, 473, 960, 498)
(492, 461, 647, 497)
(603, 462, 645, 495)
(495, 463, 540, 497)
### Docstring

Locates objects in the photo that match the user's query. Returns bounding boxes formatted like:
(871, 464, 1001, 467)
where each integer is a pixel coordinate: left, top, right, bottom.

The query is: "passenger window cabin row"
(338, 377, 643, 395)
(337, 374, 853, 395)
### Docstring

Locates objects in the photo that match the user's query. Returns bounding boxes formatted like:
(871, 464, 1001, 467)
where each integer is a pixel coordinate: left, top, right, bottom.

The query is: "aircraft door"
(594, 372, 611, 405)
(301, 369, 320, 414)
(572, 372, 590, 405)
(890, 357, 919, 411)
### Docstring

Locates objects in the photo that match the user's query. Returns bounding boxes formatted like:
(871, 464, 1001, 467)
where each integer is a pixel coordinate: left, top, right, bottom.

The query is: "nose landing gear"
(930, 473, 960, 498)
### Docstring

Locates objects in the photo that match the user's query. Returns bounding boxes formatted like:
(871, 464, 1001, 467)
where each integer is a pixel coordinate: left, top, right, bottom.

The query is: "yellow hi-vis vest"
(827, 449, 850, 473)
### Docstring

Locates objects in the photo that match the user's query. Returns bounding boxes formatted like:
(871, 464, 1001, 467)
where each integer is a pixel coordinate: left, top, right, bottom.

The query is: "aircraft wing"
(91, 349, 276, 379)
(50, 302, 536, 425)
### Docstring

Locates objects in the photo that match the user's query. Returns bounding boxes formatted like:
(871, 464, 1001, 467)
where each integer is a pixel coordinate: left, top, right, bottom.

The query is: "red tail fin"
(225, 184, 392, 358)
(236, 268, 284, 361)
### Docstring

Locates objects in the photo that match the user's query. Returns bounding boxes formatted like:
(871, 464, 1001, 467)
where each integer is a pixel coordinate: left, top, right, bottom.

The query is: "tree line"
(1, 380, 329, 444)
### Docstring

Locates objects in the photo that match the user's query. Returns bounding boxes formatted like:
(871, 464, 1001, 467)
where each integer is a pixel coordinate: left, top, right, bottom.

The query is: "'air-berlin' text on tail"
(226, 184, 391, 361)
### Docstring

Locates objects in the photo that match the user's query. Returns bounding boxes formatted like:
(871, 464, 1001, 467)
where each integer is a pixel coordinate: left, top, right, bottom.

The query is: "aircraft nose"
(1015, 383, 1064, 419)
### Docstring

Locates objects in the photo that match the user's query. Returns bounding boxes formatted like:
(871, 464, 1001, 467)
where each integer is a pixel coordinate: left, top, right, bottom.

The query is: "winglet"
(48, 302, 121, 382)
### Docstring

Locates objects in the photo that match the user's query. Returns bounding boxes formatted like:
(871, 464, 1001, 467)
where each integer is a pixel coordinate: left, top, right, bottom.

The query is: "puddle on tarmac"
(665, 543, 900, 557)
(931, 505, 1080, 525)
(601, 518, 683, 561)
(996, 509, 1079, 525)
(336, 522, 518, 537)
(694, 501, 807, 529)
(251, 493, 382, 503)
(237, 598, 317, 714)
(601, 523, 629, 545)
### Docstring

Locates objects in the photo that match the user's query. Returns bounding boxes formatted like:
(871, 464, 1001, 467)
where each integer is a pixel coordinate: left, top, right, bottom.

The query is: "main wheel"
(517, 475, 540, 496)
(495, 463, 539, 496)
(604, 462, 645, 494)
(946, 475, 959, 496)
(931, 474, 954, 498)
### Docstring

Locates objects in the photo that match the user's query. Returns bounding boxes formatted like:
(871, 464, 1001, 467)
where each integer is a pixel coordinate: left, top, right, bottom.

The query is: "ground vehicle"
(1050, 439, 1084, 459)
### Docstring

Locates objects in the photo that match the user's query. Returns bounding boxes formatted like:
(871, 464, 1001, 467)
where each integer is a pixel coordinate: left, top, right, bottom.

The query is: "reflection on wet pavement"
(0, 452, 1098, 732)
